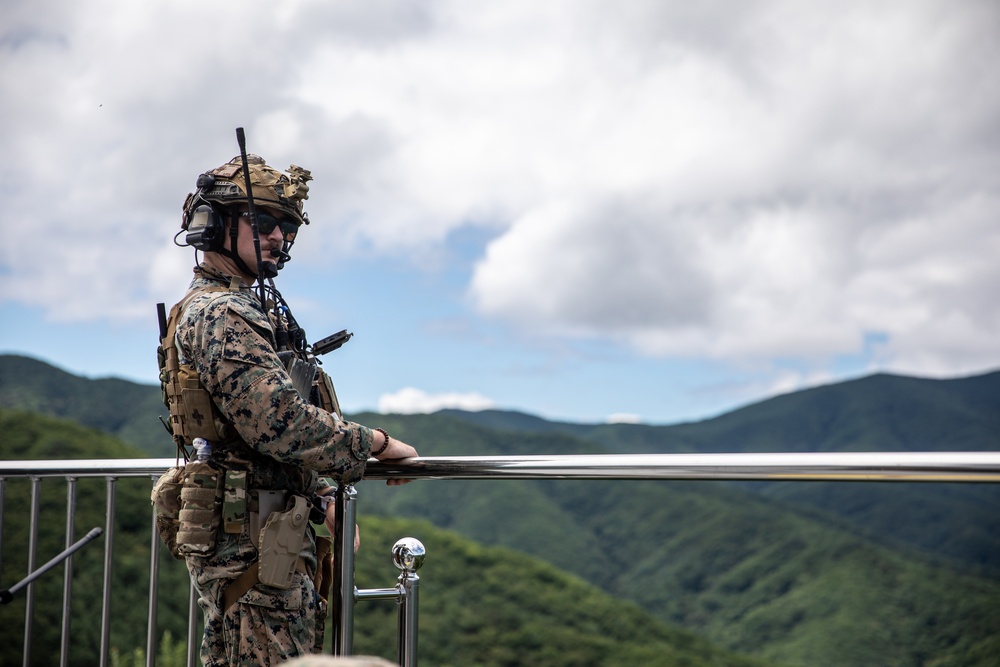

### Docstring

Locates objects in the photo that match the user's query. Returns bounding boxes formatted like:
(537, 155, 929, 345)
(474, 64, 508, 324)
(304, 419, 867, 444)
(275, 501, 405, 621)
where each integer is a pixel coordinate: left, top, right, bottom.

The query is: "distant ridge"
(2, 353, 999, 666)
(0, 353, 170, 455)
(438, 369, 1000, 454)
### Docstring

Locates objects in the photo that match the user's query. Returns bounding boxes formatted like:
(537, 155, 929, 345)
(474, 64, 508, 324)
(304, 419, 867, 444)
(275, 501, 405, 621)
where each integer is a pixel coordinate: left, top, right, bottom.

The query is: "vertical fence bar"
(99, 477, 116, 667)
(397, 571, 419, 667)
(331, 484, 358, 656)
(22, 477, 41, 667)
(60, 477, 78, 667)
(146, 474, 160, 667)
(0, 477, 5, 577)
(187, 580, 198, 667)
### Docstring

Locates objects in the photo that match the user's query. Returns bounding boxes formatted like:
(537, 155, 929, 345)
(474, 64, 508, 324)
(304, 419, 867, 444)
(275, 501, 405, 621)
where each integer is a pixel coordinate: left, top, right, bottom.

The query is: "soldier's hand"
(323, 500, 360, 553)
(375, 437, 418, 486)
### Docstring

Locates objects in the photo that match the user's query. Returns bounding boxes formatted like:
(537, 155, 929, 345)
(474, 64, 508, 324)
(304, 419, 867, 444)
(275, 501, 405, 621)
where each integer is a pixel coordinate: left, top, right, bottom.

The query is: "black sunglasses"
(240, 211, 299, 238)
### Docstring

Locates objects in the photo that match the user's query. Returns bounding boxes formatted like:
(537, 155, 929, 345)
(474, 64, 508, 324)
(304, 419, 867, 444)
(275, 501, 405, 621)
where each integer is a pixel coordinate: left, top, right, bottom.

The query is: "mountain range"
(1, 353, 998, 666)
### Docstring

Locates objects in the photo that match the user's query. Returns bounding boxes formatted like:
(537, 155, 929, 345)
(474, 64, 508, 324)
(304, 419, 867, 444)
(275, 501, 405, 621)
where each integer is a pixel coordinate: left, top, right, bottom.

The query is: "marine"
(154, 140, 418, 665)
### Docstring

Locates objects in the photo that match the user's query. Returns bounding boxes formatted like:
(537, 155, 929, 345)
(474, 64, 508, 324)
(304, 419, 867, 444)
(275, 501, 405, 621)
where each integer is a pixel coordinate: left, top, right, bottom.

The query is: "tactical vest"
(156, 279, 342, 458)
(153, 277, 341, 566)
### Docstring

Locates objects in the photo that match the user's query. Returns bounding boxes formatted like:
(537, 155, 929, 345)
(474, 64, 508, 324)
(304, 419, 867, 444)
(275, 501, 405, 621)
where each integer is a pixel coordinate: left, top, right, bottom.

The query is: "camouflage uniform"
(173, 264, 373, 666)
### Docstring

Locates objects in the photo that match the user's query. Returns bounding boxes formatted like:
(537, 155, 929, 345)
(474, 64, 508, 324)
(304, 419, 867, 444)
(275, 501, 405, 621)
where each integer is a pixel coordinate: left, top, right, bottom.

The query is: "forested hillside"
(0, 354, 169, 455)
(2, 354, 999, 665)
(436, 371, 1000, 574)
(0, 409, 768, 667)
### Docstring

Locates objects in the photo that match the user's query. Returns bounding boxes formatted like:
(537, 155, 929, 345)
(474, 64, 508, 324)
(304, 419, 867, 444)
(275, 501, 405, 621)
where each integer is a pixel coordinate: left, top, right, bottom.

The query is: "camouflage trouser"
(196, 572, 321, 666)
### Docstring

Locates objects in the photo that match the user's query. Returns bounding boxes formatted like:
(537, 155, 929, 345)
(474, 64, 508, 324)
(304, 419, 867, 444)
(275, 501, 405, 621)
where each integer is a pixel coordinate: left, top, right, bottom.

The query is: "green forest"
(1, 354, 999, 666)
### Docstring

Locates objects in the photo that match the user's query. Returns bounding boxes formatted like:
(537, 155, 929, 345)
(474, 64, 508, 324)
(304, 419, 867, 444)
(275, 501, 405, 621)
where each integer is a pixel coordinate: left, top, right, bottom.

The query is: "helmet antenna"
(235, 127, 272, 309)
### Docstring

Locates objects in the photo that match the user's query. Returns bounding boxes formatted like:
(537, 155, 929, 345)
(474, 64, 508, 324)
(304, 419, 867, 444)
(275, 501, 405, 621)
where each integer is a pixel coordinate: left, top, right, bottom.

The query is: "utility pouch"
(176, 461, 223, 557)
(222, 470, 247, 534)
(179, 367, 226, 441)
(159, 288, 233, 446)
(150, 466, 186, 560)
(258, 495, 309, 589)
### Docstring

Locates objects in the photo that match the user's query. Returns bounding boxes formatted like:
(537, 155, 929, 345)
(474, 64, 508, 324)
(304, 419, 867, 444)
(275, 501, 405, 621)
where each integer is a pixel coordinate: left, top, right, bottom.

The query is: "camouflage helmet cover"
(182, 155, 313, 228)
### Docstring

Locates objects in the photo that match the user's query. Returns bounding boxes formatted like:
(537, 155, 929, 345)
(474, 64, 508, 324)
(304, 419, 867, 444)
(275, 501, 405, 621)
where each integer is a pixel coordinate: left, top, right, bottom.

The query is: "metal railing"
(2, 451, 1000, 667)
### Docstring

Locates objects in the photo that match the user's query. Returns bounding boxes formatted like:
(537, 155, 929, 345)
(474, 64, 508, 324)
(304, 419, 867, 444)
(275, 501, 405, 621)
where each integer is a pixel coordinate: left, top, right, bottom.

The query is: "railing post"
(60, 477, 78, 667)
(23, 476, 41, 667)
(99, 477, 116, 667)
(146, 475, 159, 667)
(186, 582, 198, 667)
(0, 478, 5, 594)
(331, 484, 359, 656)
(392, 538, 424, 667)
(353, 538, 426, 666)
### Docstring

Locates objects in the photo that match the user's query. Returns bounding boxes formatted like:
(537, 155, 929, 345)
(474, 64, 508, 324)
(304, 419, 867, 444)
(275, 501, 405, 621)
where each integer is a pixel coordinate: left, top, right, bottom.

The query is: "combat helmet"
(180, 155, 313, 276)
(183, 154, 312, 228)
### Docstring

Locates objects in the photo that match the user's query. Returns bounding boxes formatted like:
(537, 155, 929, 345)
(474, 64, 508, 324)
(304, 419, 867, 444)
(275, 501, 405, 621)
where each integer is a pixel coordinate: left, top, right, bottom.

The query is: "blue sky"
(2, 0, 998, 425)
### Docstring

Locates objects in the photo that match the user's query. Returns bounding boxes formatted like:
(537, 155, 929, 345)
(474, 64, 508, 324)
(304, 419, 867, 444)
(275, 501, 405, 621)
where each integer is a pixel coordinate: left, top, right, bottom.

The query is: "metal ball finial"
(391, 537, 426, 573)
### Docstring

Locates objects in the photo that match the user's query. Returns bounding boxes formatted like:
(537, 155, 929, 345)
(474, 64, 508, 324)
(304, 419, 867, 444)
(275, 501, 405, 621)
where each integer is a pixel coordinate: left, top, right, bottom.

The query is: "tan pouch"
(258, 495, 309, 589)
(150, 466, 186, 559)
(176, 461, 223, 557)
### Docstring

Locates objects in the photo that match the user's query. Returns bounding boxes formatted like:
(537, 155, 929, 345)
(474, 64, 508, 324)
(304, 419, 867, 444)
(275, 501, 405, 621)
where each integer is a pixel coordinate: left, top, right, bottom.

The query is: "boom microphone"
(273, 248, 292, 270)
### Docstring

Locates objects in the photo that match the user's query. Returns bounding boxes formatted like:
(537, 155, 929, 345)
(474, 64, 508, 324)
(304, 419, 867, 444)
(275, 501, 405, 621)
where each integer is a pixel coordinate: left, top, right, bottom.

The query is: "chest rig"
(153, 273, 346, 566)
(156, 277, 342, 459)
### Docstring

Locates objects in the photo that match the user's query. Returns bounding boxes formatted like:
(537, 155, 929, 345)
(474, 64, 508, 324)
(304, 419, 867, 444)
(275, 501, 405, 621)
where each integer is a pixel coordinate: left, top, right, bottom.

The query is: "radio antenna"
(235, 127, 269, 309)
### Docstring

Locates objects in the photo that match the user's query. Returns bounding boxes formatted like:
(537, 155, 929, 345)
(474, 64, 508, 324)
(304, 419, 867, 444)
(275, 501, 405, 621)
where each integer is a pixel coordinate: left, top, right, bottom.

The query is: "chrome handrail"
(4, 451, 1000, 481)
(3, 451, 1000, 667)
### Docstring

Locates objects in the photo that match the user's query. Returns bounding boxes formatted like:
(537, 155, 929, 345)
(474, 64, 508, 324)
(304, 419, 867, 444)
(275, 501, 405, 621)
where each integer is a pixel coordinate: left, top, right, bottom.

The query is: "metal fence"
(2, 452, 1000, 667)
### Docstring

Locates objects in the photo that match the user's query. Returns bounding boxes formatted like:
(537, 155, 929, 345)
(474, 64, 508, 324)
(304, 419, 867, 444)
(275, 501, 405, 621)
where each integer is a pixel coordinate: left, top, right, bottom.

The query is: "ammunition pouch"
(150, 465, 187, 560)
(176, 461, 223, 557)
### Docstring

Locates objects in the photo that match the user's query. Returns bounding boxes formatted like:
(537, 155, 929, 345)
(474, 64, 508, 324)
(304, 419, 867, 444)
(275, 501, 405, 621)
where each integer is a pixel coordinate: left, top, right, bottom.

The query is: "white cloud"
(463, 1, 1000, 378)
(1, 0, 998, 385)
(606, 413, 642, 425)
(378, 387, 495, 415)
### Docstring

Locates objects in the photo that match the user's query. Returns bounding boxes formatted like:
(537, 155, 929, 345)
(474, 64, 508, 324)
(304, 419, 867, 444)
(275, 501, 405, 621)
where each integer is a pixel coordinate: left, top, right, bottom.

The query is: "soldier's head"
(180, 155, 312, 282)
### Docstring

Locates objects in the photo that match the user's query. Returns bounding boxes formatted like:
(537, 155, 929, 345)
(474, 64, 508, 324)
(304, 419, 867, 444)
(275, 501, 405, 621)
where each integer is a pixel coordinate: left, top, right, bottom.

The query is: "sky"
(1, 0, 998, 426)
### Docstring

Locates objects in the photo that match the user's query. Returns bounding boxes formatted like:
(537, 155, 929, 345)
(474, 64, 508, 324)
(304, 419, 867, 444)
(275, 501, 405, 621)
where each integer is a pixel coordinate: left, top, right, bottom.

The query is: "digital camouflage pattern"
(199, 573, 320, 665)
(223, 469, 247, 534)
(172, 264, 374, 665)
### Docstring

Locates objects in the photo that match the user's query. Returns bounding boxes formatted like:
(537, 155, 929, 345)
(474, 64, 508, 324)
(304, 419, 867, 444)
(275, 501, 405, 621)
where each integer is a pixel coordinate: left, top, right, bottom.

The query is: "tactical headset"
(183, 175, 228, 253)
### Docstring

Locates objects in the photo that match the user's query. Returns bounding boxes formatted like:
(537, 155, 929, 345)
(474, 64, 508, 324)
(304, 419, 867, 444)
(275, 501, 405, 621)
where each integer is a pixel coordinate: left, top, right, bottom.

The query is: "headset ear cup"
(185, 205, 226, 251)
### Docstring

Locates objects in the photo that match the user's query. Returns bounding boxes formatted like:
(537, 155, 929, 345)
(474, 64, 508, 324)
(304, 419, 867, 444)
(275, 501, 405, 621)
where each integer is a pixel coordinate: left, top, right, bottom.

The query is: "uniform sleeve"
(181, 292, 372, 483)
